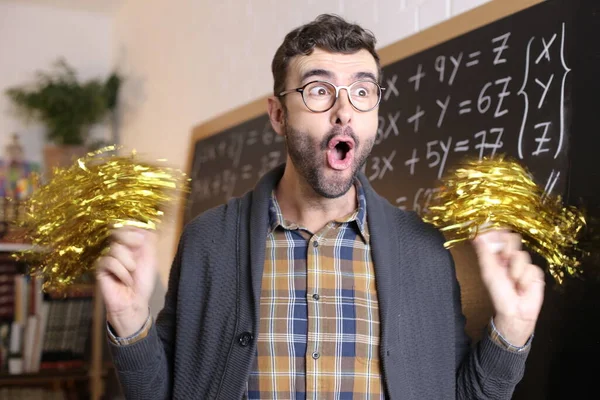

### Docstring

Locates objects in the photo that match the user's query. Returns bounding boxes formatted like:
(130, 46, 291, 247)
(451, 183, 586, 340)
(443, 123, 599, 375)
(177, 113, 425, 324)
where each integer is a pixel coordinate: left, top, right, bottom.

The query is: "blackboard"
(181, 0, 600, 398)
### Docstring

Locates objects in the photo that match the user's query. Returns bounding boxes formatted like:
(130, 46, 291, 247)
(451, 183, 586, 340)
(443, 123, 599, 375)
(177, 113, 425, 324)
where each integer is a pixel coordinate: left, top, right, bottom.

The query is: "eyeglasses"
(278, 80, 386, 113)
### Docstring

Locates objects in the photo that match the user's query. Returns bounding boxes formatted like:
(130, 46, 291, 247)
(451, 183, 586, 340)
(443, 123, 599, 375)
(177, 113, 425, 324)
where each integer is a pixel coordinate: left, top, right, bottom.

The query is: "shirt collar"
(268, 192, 287, 232)
(268, 178, 369, 241)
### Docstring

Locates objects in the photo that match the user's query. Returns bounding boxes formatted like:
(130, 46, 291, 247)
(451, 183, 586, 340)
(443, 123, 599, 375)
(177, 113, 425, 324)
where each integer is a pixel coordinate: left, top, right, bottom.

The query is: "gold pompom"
(422, 155, 586, 284)
(12, 146, 189, 292)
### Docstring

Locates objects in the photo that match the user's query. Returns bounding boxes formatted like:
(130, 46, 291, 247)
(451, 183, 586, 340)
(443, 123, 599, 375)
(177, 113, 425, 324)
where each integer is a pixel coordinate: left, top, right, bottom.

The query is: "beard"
(284, 121, 375, 199)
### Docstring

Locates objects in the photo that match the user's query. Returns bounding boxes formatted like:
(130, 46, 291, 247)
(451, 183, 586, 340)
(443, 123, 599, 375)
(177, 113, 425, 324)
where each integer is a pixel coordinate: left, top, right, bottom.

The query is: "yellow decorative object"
(12, 146, 189, 292)
(422, 155, 586, 284)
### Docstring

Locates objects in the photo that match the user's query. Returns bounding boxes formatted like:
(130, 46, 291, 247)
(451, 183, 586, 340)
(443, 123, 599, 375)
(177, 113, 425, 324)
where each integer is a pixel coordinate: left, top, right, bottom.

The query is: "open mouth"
(329, 137, 355, 161)
(327, 137, 355, 170)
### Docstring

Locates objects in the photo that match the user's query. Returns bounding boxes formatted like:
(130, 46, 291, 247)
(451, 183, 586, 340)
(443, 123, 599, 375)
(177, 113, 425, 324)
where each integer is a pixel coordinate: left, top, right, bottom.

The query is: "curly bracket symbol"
(556, 22, 571, 159)
(518, 37, 535, 160)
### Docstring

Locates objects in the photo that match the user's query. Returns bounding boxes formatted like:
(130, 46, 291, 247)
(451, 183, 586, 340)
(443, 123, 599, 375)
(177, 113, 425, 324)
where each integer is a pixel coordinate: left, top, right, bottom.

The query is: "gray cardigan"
(109, 165, 529, 399)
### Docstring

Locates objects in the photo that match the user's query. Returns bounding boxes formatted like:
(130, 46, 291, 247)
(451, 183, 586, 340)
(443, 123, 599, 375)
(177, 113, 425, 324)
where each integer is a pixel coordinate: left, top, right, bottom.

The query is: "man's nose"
(331, 88, 353, 126)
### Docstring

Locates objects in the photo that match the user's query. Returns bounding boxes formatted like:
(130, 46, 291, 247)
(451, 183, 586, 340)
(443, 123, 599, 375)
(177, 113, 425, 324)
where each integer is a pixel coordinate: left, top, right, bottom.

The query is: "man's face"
(280, 48, 379, 198)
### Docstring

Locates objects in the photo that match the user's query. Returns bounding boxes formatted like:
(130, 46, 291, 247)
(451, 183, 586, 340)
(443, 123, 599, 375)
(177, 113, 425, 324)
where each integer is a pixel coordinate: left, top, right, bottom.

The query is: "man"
(97, 14, 545, 399)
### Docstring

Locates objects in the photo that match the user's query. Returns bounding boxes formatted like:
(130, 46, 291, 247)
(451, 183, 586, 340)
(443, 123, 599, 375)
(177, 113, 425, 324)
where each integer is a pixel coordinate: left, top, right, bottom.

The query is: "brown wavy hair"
(272, 14, 381, 100)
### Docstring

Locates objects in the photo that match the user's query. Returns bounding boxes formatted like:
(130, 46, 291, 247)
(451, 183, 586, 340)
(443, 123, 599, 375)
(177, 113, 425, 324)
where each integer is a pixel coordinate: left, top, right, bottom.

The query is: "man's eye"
(309, 86, 331, 96)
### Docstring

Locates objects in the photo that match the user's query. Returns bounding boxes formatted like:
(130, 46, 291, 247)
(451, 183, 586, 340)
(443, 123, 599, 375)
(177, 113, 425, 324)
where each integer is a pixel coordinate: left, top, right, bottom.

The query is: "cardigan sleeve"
(451, 245, 530, 399)
(106, 233, 185, 400)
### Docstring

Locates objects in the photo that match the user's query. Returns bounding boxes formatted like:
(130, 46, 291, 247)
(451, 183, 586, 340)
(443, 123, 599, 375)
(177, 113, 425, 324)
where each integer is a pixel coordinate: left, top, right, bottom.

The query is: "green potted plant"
(5, 58, 121, 176)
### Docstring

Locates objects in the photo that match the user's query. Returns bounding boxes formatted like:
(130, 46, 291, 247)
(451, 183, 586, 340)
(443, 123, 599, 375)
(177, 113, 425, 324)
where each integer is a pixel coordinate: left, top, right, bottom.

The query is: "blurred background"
(5, 1, 595, 399)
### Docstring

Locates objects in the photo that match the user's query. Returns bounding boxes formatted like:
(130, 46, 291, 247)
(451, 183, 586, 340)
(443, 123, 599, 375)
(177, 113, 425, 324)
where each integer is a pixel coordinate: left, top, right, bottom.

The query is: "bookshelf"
(0, 244, 110, 399)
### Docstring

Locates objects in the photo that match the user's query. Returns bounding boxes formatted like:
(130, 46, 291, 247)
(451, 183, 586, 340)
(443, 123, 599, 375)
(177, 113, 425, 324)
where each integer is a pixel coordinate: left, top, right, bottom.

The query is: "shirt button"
(312, 352, 320, 360)
(238, 332, 253, 347)
(312, 293, 320, 301)
(313, 241, 319, 248)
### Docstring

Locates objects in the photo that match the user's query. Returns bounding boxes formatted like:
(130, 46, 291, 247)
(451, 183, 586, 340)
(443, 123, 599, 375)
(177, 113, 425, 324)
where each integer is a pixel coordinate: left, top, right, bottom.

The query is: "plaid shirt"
(246, 180, 385, 400)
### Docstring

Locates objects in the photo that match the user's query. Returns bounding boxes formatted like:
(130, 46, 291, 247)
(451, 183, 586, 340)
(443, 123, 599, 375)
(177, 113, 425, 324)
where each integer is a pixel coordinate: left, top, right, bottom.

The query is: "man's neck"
(274, 165, 358, 233)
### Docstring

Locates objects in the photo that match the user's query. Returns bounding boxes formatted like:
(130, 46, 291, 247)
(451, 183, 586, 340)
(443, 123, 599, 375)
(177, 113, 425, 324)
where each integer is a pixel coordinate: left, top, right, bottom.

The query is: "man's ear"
(267, 96, 285, 137)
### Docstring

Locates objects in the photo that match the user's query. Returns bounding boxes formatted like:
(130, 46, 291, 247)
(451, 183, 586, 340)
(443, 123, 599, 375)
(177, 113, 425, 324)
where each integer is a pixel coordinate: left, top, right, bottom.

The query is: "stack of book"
(0, 252, 94, 375)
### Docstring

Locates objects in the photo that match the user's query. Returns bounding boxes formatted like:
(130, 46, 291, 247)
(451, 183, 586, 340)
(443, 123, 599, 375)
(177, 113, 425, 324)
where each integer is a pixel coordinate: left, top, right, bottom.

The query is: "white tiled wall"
(452, 0, 492, 15)
(416, 0, 451, 31)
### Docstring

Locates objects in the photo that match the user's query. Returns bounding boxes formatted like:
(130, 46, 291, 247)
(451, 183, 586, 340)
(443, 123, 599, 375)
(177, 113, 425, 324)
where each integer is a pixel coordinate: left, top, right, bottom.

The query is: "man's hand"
(472, 229, 545, 346)
(95, 227, 158, 337)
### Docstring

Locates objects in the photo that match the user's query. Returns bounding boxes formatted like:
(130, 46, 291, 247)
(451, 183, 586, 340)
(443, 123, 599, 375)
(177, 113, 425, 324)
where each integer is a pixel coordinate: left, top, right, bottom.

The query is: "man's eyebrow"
(301, 69, 333, 82)
(353, 71, 378, 82)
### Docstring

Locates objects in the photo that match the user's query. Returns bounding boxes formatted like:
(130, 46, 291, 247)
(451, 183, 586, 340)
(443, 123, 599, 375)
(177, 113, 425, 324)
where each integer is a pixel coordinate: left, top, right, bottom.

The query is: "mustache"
(320, 126, 359, 150)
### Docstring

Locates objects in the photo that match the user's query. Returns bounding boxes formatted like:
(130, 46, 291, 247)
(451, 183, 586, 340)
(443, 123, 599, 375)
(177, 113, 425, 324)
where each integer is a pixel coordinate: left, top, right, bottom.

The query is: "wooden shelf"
(0, 362, 113, 386)
(45, 282, 96, 298)
(0, 368, 90, 385)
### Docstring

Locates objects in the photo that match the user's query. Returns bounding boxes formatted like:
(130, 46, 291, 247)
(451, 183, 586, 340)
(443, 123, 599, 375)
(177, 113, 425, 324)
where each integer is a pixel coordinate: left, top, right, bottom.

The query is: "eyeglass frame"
(277, 80, 386, 113)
